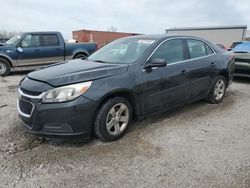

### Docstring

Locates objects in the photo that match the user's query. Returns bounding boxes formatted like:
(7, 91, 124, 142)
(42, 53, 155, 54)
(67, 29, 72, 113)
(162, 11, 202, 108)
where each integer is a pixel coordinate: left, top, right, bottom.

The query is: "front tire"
(94, 97, 132, 142)
(0, 58, 11, 76)
(206, 76, 227, 104)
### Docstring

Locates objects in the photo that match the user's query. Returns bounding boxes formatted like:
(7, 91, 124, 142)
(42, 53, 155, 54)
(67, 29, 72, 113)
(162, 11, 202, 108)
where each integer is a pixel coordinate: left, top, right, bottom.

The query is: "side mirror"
(144, 58, 167, 70)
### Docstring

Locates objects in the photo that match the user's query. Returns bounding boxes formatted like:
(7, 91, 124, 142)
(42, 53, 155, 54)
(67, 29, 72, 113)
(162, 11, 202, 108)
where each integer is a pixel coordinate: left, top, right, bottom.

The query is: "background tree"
(0, 30, 18, 38)
(107, 26, 118, 32)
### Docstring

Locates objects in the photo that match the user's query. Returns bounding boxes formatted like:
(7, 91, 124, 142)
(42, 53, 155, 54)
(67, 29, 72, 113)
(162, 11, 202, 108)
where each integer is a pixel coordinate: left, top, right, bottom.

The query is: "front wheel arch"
(0, 56, 13, 67)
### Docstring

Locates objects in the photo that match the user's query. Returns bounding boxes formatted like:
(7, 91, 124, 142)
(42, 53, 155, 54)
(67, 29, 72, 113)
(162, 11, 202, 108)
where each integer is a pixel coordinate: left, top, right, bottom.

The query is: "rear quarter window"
(205, 44, 214, 55)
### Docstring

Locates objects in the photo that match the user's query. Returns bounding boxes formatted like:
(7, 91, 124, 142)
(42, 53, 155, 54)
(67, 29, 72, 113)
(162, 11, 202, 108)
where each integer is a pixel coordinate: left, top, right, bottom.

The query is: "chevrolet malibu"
(17, 35, 235, 142)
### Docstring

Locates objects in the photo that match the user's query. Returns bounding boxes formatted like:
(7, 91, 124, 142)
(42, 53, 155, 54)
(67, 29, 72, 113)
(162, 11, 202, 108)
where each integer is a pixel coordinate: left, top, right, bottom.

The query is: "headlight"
(42, 81, 92, 103)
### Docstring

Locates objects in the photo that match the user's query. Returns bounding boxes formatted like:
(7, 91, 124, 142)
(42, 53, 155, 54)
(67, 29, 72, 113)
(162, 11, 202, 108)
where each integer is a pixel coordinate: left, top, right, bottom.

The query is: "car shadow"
(233, 76, 250, 84)
(9, 70, 32, 76)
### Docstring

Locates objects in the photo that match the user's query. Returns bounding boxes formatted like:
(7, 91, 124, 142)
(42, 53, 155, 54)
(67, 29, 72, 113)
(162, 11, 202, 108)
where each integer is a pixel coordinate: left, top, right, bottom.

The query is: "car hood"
(27, 59, 129, 87)
(0, 44, 12, 51)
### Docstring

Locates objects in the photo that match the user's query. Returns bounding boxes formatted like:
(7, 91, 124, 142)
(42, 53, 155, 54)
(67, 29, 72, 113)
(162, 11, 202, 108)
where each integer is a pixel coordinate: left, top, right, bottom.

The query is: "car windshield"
(5, 34, 23, 45)
(87, 38, 155, 64)
(230, 42, 242, 49)
(232, 42, 250, 52)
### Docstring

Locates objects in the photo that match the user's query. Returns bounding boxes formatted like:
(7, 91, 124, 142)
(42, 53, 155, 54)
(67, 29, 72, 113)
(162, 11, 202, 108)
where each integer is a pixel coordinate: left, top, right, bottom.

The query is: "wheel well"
(220, 71, 229, 86)
(96, 91, 138, 121)
(0, 56, 12, 67)
(73, 52, 88, 59)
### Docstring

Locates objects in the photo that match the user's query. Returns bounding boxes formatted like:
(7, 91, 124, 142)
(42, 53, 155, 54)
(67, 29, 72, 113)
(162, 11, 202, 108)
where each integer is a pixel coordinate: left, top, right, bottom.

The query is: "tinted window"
(187, 39, 207, 59)
(230, 42, 242, 48)
(42, 34, 59, 46)
(21, 34, 40, 47)
(150, 39, 184, 64)
(232, 42, 250, 52)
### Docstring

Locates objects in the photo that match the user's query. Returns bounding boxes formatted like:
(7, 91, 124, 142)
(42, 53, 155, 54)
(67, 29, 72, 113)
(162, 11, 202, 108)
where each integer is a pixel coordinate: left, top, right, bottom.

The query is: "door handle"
(181, 70, 186, 73)
(211, 62, 216, 67)
(56, 48, 61, 50)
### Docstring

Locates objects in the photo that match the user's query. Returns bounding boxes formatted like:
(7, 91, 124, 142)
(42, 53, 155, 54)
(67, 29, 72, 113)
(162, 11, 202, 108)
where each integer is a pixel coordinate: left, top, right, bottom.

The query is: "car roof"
(124, 34, 220, 52)
(21, 31, 61, 35)
(126, 34, 210, 41)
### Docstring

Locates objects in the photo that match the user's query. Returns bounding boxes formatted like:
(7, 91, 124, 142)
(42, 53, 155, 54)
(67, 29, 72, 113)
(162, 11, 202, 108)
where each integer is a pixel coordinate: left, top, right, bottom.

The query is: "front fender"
(0, 53, 15, 66)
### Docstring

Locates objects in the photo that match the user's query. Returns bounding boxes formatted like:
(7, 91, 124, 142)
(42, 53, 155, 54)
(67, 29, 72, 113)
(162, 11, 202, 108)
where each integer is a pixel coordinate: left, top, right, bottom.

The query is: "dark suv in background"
(17, 35, 235, 142)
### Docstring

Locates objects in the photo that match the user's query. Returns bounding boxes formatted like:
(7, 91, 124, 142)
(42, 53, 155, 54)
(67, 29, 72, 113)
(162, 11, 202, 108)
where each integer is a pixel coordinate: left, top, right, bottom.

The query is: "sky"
(1, 0, 250, 39)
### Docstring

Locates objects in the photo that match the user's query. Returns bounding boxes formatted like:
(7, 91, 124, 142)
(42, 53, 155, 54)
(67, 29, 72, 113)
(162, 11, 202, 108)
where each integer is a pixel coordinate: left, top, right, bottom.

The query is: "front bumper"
(234, 60, 250, 78)
(17, 88, 97, 139)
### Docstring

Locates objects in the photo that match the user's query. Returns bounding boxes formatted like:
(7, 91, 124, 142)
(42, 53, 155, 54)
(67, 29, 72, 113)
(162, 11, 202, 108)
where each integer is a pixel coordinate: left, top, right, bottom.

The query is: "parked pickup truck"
(0, 31, 97, 76)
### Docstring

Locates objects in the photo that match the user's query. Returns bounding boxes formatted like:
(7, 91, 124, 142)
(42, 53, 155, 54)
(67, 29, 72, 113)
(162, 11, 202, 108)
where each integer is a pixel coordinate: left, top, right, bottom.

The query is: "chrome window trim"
(143, 37, 216, 70)
(17, 99, 35, 118)
(167, 53, 215, 66)
(18, 88, 44, 99)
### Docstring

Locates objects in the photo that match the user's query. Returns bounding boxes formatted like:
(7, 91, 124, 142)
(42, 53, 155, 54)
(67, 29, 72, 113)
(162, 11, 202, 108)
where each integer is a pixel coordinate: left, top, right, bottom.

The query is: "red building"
(72, 29, 141, 49)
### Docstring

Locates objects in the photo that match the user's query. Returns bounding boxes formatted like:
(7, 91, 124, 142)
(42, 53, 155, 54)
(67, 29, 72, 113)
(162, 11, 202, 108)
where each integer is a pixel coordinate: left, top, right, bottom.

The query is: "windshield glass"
(232, 42, 250, 52)
(88, 38, 155, 64)
(5, 34, 23, 45)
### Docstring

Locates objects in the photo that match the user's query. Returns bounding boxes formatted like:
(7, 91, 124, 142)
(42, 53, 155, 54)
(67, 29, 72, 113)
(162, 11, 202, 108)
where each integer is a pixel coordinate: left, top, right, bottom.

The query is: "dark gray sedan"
(17, 35, 235, 142)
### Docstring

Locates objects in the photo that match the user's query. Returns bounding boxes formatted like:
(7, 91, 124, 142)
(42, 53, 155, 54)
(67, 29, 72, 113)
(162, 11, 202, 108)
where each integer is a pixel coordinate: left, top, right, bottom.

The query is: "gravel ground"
(0, 72, 250, 188)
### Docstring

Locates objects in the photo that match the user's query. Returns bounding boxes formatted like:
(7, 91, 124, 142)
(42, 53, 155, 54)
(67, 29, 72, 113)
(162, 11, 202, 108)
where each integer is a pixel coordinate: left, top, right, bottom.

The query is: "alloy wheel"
(214, 79, 226, 101)
(0, 62, 7, 75)
(106, 103, 129, 136)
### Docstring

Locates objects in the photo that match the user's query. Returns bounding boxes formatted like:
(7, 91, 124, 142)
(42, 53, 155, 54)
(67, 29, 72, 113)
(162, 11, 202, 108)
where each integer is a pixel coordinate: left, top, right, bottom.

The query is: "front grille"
(19, 100, 33, 115)
(20, 88, 42, 96)
(235, 58, 250, 63)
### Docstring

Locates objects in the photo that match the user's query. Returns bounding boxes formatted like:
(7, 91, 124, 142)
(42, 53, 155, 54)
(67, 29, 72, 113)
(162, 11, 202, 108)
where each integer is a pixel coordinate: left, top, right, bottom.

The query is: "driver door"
(142, 39, 190, 114)
(16, 34, 44, 66)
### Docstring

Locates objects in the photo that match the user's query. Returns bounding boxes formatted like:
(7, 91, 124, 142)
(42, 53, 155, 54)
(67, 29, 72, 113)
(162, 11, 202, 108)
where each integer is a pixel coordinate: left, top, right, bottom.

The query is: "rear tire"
(206, 76, 227, 104)
(0, 58, 11, 76)
(74, 53, 87, 60)
(94, 97, 132, 142)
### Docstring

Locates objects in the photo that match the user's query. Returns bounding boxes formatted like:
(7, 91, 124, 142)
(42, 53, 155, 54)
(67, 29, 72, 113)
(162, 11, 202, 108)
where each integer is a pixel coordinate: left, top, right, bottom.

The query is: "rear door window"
(150, 39, 185, 64)
(41, 34, 60, 46)
(187, 39, 207, 59)
(187, 39, 214, 59)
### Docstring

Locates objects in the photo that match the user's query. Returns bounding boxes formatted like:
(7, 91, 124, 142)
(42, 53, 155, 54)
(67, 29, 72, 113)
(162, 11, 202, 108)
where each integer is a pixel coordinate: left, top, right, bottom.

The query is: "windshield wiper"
(92, 60, 109, 63)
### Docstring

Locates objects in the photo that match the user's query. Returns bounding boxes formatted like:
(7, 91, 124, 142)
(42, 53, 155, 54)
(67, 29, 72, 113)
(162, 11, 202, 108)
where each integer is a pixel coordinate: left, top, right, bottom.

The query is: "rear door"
(142, 38, 190, 114)
(40, 34, 64, 63)
(184, 39, 216, 98)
